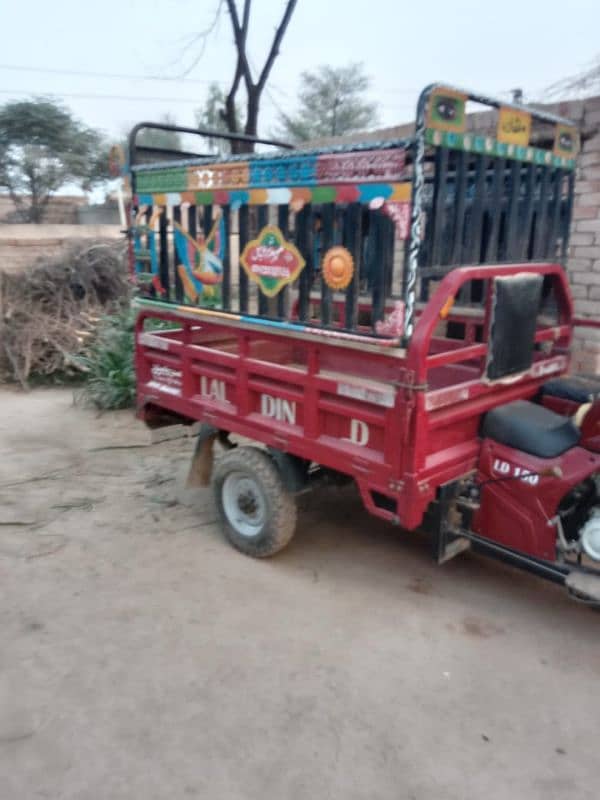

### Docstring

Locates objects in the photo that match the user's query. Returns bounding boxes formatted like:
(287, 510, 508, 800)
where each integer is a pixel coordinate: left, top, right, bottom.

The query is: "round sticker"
(322, 246, 354, 291)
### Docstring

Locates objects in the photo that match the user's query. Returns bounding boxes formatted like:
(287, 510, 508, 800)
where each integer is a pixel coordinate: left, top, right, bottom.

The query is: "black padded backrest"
(485, 274, 543, 381)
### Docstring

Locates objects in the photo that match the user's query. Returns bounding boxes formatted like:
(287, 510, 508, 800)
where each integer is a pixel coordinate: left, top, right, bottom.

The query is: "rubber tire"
(213, 446, 297, 557)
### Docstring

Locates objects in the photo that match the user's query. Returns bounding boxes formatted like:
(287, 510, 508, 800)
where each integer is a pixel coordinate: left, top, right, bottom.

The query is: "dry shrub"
(0, 241, 130, 387)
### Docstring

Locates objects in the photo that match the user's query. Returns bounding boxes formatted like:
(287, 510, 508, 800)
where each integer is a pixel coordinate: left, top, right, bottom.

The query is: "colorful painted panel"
(424, 128, 576, 170)
(240, 225, 306, 297)
(135, 180, 411, 210)
(497, 107, 531, 146)
(426, 88, 467, 133)
(187, 162, 250, 191)
(134, 147, 407, 195)
(316, 149, 406, 184)
(554, 125, 580, 159)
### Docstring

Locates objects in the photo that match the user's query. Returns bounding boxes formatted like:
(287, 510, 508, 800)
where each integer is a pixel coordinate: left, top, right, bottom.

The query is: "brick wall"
(564, 97, 600, 373)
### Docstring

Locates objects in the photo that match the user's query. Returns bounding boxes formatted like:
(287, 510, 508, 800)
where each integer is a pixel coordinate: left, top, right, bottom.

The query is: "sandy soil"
(1, 386, 599, 800)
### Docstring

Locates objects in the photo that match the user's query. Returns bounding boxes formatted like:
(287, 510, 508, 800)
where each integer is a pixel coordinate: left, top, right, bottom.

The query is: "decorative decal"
(133, 206, 166, 296)
(426, 88, 467, 133)
(134, 181, 413, 207)
(375, 300, 405, 337)
(322, 246, 354, 290)
(337, 383, 395, 408)
(497, 107, 531, 146)
(424, 128, 576, 170)
(345, 419, 370, 447)
(187, 162, 250, 191)
(316, 149, 406, 184)
(240, 225, 306, 297)
(260, 394, 297, 424)
(553, 125, 579, 159)
(173, 211, 225, 306)
(148, 365, 182, 396)
(382, 201, 411, 239)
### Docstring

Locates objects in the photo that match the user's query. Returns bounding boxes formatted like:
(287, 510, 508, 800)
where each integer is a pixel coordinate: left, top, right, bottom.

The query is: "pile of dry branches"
(0, 241, 130, 387)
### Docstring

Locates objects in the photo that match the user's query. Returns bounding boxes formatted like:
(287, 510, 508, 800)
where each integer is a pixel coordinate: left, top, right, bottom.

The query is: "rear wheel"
(213, 446, 297, 557)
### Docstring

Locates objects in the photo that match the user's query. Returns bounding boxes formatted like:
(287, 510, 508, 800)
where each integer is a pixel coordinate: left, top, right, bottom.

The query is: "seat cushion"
(482, 400, 580, 458)
(542, 376, 600, 405)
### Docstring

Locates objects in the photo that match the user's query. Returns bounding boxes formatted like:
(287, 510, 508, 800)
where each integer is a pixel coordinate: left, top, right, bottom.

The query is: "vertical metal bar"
(519, 164, 537, 260)
(561, 171, 575, 262)
(371, 210, 385, 328)
(382, 213, 395, 296)
(187, 204, 197, 239)
(344, 203, 361, 331)
(547, 169, 564, 261)
(450, 149, 467, 265)
(484, 157, 505, 263)
(465, 153, 488, 265)
(429, 147, 449, 268)
(319, 204, 335, 326)
(238, 205, 249, 313)
(257, 205, 269, 316)
(296, 204, 312, 322)
(505, 160, 521, 261)
(221, 205, 231, 310)
(533, 167, 551, 259)
(172, 205, 183, 302)
(277, 205, 289, 318)
(158, 208, 169, 299)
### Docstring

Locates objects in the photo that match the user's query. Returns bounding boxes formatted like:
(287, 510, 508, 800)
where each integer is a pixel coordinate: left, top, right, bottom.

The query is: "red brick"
(577, 192, 600, 207)
(580, 166, 600, 181)
(584, 96, 600, 112)
(574, 299, 600, 315)
(584, 108, 600, 126)
(571, 246, 600, 259)
(570, 271, 600, 285)
(570, 284, 588, 299)
(572, 206, 598, 220)
(569, 232, 595, 246)
(580, 151, 600, 168)
(574, 180, 600, 194)
(574, 219, 600, 233)
(568, 257, 593, 271)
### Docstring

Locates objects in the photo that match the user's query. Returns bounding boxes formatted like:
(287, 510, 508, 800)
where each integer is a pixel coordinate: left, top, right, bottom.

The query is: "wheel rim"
(221, 471, 267, 538)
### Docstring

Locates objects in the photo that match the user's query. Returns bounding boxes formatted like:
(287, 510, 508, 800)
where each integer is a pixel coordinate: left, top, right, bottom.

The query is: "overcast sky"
(1, 0, 599, 142)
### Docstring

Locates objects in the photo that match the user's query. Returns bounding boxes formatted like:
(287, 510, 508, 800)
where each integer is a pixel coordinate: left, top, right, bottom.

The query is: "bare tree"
(223, 0, 297, 151)
(179, 1, 298, 153)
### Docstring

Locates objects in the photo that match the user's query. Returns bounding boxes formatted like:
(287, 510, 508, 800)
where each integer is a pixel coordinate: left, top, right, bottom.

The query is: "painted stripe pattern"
(425, 128, 576, 170)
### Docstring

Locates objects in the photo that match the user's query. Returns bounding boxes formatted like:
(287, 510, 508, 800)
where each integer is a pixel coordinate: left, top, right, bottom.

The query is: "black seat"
(541, 375, 600, 405)
(482, 400, 580, 458)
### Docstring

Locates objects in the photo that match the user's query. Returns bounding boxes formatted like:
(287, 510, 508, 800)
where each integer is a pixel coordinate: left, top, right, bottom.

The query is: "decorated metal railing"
(403, 84, 579, 337)
(129, 132, 411, 343)
(129, 85, 579, 344)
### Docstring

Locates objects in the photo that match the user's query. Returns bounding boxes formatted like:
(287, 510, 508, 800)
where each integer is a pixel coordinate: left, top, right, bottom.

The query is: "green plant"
(76, 309, 135, 410)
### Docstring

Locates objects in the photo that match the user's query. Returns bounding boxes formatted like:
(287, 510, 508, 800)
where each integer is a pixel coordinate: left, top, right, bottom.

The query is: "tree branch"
(256, 0, 297, 91)
(225, 0, 254, 89)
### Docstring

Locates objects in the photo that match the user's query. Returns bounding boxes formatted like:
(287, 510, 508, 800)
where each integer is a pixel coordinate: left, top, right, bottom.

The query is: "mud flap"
(429, 481, 472, 564)
(186, 425, 219, 488)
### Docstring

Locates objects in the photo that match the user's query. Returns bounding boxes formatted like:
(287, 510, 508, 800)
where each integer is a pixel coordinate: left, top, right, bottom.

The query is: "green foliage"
(136, 113, 182, 152)
(77, 310, 136, 410)
(195, 83, 242, 154)
(0, 98, 109, 222)
(277, 63, 379, 141)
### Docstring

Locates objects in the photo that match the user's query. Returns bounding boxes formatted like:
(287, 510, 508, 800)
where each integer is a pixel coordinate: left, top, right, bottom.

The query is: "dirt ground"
(0, 387, 599, 800)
